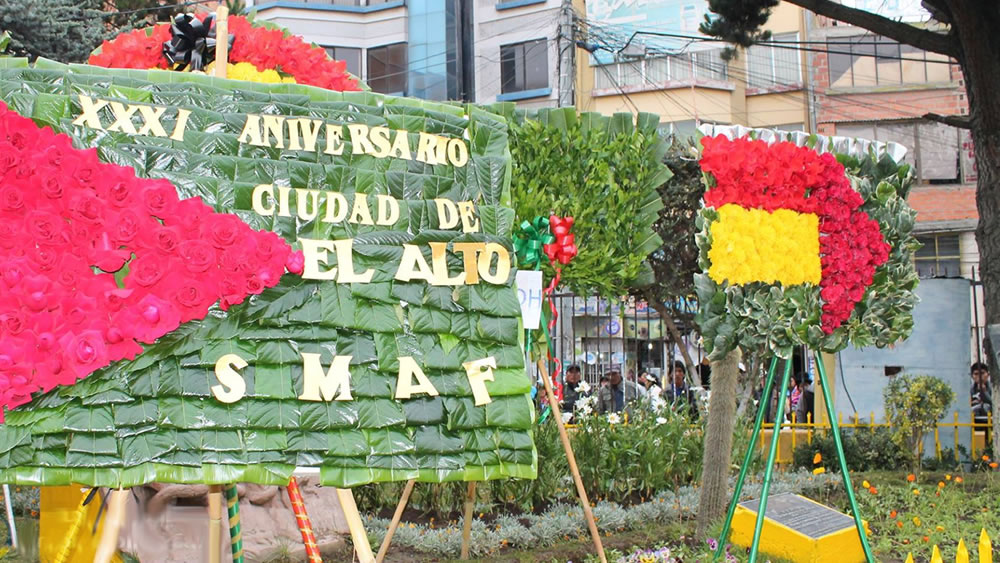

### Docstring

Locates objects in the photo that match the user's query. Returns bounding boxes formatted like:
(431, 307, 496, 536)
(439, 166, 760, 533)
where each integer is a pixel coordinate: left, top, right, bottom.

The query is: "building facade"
(246, 0, 567, 106)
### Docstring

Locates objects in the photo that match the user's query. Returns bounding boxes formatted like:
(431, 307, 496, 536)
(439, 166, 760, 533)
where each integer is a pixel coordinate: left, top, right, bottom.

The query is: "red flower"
(700, 135, 891, 332)
(0, 102, 303, 415)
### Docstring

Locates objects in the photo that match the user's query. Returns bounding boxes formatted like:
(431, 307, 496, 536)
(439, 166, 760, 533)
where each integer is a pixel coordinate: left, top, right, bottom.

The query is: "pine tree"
(0, 0, 107, 63)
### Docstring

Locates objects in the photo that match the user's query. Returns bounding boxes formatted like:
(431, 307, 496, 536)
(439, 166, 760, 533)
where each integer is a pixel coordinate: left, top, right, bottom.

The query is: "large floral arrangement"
(694, 134, 919, 356)
(0, 101, 303, 417)
(88, 14, 361, 91)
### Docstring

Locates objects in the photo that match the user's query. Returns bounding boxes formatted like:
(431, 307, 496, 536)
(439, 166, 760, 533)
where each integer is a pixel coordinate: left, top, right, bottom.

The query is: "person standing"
(597, 368, 628, 414)
(971, 362, 992, 426)
(561, 364, 586, 413)
(665, 361, 698, 419)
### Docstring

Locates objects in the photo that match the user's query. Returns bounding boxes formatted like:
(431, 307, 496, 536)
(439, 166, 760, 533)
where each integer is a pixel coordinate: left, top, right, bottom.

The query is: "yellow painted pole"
(957, 538, 969, 563)
(954, 412, 960, 462)
(980, 528, 992, 563)
(903, 553, 914, 563)
(931, 544, 943, 563)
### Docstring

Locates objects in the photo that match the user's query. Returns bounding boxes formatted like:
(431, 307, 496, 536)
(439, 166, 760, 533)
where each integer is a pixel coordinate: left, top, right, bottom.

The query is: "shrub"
(792, 427, 909, 472)
(883, 374, 955, 470)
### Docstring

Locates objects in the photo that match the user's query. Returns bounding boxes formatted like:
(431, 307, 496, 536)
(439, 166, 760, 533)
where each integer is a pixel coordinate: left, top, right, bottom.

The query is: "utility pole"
(558, 0, 575, 107)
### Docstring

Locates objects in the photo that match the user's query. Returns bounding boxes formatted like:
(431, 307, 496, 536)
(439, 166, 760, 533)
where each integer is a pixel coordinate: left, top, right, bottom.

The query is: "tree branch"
(641, 288, 698, 386)
(784, 0, 959, 58)
(923, 112, 972, 129)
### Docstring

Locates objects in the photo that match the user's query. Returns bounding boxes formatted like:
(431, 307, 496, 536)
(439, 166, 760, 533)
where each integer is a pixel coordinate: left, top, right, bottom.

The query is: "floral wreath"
(0, 102, 304, 418)
(88, 14, 361, 91)
(694, 134, 919, 357)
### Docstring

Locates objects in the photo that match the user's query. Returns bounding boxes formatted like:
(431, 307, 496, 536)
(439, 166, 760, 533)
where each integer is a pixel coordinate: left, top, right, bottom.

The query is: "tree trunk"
(696, 348, 741, 538)
(643, 289, 698, 383)
(947, 1, 1000, 455)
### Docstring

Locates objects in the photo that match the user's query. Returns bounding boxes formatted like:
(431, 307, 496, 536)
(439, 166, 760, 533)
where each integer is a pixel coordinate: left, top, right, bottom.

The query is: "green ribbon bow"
(514, 216, 554, 269)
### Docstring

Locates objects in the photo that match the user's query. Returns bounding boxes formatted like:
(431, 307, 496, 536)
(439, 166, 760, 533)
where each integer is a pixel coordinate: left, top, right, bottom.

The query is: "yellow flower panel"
(708, 204, 822, 286)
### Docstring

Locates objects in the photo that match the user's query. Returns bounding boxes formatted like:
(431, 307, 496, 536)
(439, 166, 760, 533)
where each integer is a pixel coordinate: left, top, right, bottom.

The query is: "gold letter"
(347, 124, 375, 155)
(300, 238, 338, 281)
(462, 357, 496, 406)
(395, 357, 440, 399)
(212, 353, 248, 404)
(296, 118, 323, 153)
(262, 114, 286, 149)
(452, 242, 482, 284)
(299, 353, 353, 402)
(324, 124, 345, 155)
(170, 108, 191, 141)
(296, 188, 321, 221)
(349, 193, 375, 225)
(369, 126, 392, 158)
(376, 194, 400, 226)
(478, 243, 512, 285)
(323, 191, 349, 223)
(276, 185, 292, 218)
(72, 95, 108, 129)
(105, 102, 139, 134)
(395, 244, 434, 283)
(332, 239, 374, 283)
(457, 201, 480, 233)
(430, 242, 466, 285)
(238, 114, 264, 146)
(136, 105, 168, 137)
(251, 184, 276, 216)
(389, 129, 412, 160)
(447, 138, 469, 167)
(415, 132, 441, 165)
(435, 199, 460, 229)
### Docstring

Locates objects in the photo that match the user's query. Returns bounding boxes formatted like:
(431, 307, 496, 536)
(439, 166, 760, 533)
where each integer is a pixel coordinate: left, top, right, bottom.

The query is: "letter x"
(72, 95, 109, 129)
(136, 106, 168, 137)
(105, 102, 139, 134)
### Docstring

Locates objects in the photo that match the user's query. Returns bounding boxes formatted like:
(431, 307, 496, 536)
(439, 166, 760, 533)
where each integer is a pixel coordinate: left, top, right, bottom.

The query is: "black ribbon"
(162, 13, 234, 72)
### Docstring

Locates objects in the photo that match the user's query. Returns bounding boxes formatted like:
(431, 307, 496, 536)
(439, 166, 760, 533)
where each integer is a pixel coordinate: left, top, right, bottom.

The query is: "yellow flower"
(936, 526, 945, 532)
(938, 481, 945, 488)
(945, 474, 952, 480)
(813, 452, 822, 464)
(862, 480, 871, 489)
(221, 62, 297, 84)
(913, 516, 922, 526)
(913, 489, 920, 496)
(813, 467, 826, 475)
(707, 204, 822, 286)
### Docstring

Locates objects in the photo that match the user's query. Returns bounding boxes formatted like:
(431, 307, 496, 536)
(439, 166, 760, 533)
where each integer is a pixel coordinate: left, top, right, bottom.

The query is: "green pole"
(747, 357, 793, 563)
(224, 484, 244, 563)
(813, 352, 875, 562)
(713, 356, 780, 562)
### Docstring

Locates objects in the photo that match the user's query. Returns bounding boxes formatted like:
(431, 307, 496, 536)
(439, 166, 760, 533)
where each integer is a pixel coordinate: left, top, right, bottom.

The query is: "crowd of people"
(557, 361, 700, 422)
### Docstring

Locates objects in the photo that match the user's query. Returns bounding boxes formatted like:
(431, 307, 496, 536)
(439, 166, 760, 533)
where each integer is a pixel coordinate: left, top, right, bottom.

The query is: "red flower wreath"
(699, 135, 891, 333)
(0, 102, 304, 419)
(88, 15, 361, 92)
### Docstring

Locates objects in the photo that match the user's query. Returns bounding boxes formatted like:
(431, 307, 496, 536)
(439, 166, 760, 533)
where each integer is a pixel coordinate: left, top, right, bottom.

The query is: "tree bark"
(696, 348, 741, 538)
(945, 0, 1000, 456)
(643, 289, 698, 384)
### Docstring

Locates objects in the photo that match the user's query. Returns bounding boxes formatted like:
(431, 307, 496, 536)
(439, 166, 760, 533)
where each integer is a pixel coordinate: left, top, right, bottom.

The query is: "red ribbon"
(540, 214, 577, 403)
(543, 215, 578, 265)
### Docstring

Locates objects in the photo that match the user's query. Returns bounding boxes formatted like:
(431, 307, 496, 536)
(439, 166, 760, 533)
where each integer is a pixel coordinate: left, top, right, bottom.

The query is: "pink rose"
(142, 181, 178, 218)
(62, 330, 110, 378)
(178, 240, 216, 273)
(127, 255, 166, 287)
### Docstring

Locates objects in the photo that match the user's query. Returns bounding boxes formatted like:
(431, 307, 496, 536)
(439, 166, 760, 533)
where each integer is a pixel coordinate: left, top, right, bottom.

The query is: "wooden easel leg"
(376, 479, 415, 563)
(336, 488, 375, 563)
(537, 359, 607, 563)
(2, 484, 15, 550)
(214, 6, 229, 78)
(94, 488, 127, 563)
(460, 481, 477, 560)
(208, 485, 223, 563)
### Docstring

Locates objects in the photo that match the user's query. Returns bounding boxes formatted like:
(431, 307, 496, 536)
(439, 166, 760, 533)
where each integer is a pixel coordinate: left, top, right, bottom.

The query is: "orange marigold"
(906, 473, 916, 482)
(813, 452, 822, 465)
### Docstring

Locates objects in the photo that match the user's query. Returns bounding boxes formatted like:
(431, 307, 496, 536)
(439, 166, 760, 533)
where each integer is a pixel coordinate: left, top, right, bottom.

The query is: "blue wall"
(836, 278, 971, 456)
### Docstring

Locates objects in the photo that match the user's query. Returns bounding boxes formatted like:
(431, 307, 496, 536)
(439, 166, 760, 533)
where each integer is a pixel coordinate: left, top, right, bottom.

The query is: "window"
(323, 46, 362, 78)
(501, 39, 548, 94)
(746, 32, 801, 89)
(836, 120, 960, 184)
(367, 43, 408, 95)
(592, 50, 725, 91)
(914, 234, 961, 278)
(828, 35, 953, 88)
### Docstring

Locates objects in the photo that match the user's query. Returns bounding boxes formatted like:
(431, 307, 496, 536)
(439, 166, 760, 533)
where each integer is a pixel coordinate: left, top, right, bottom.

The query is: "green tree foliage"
(0, 0, 106, 62)
(501, 107, 671, 298)
(883, 374, 955, 470)
(103, 0, 185, 30)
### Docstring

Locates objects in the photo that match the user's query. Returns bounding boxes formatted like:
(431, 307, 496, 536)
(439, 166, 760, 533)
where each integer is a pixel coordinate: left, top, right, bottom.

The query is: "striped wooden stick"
(286, 477, 322, 563)
(53, 491, 90, 563)
(224, 485, 244, 563)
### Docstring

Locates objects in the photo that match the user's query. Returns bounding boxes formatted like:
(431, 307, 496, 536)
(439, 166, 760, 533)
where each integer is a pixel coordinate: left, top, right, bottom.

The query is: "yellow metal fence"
(904, 528, 993, 563)
(757, 412, 994, 465)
